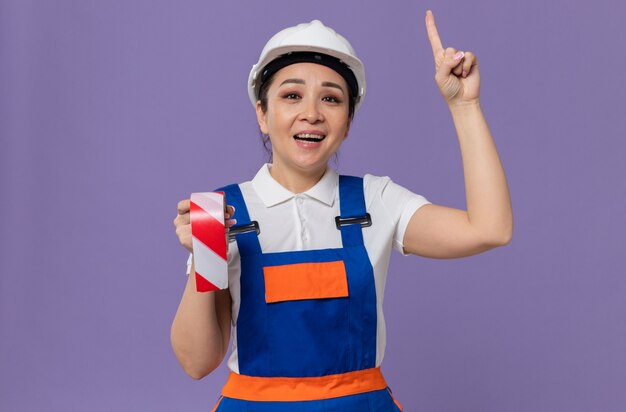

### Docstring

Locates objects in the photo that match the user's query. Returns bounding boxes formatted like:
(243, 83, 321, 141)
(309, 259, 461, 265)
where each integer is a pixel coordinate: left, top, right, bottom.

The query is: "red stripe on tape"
(190, 200, 227, 261)
(195, 272, 220, 292)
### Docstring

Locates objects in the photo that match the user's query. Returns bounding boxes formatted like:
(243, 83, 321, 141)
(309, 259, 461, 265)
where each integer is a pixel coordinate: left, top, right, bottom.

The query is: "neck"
(269, 162, 327, 194)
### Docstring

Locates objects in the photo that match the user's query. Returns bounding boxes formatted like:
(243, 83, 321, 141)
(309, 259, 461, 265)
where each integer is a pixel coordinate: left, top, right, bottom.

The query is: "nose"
(300, 98, 324, 123)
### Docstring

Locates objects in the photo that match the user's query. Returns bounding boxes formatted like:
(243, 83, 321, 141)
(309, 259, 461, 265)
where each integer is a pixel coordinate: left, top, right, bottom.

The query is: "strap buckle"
(335, 213, 372, 230)
(228, 221, 260, 242)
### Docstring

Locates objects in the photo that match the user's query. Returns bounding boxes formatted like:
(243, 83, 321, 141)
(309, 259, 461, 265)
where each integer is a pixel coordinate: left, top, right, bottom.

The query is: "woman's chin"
(276, 157, 330, 175)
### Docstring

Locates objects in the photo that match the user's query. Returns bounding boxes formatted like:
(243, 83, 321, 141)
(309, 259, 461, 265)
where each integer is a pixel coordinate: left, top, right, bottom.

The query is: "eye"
(282, 92, 301, 100)
(322, 95, 342, 104)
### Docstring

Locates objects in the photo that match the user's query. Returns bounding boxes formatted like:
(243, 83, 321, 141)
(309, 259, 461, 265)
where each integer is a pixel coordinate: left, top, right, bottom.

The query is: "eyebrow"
(322, 81, 345, 93)
(279, 78, 345, 94)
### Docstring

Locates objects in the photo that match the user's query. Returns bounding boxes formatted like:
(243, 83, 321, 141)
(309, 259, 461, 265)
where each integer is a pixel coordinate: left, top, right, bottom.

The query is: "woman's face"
(256, 62, 351, 175)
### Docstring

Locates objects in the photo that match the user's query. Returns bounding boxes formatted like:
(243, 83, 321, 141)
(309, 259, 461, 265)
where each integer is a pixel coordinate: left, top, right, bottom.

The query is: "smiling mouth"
(293, 133, 326, 142)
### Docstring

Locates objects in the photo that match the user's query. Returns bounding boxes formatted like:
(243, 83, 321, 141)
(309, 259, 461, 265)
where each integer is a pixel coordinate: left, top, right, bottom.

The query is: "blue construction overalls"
(212, 176, 403, 412)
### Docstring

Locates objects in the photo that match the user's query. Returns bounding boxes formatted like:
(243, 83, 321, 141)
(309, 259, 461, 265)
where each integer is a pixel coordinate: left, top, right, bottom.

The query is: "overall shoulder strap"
(338, 175, 369, 247)
(215, 183, 262, 256)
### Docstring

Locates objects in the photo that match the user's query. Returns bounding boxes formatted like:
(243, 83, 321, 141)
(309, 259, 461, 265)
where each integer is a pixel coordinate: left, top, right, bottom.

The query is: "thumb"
(436, 48, 464, 81)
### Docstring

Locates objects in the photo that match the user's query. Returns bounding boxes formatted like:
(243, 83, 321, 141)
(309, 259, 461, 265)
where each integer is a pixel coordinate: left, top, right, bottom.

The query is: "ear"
(256, 101, 269, 135)
(343, 120, 351, 140)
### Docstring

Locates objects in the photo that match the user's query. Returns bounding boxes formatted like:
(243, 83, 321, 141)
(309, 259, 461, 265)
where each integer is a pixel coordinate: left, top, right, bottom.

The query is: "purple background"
(1, 0, 625, 411)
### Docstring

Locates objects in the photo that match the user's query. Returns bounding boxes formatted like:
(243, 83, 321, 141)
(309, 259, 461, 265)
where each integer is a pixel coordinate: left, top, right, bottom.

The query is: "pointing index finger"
(425, 10, 444, 59)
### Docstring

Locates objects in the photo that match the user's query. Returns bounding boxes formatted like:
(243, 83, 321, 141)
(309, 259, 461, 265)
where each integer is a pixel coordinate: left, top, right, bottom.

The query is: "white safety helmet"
(248, 20, 366, 113)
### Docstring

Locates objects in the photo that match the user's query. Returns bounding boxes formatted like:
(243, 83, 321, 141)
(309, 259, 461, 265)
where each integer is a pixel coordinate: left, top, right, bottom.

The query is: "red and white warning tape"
(189, 192, 228, 292)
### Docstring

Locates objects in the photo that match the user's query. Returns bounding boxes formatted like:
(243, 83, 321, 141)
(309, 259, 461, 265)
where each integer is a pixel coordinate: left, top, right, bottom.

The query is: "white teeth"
(294, 133, 325, 140)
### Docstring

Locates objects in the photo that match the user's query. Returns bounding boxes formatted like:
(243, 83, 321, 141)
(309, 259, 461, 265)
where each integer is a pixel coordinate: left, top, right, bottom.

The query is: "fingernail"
(462, 70, 467, 77)
(454, 51, 464, 60)
(225, 214, 230, 219)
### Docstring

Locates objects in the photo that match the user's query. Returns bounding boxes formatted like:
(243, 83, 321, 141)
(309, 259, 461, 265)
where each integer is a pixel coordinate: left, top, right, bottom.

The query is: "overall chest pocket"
(263, 261, 349, 303)
(262, 260, 351, 376)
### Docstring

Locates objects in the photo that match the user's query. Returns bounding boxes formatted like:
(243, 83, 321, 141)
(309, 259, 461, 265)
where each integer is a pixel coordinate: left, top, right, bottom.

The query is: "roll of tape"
(190, 192, 228, 292)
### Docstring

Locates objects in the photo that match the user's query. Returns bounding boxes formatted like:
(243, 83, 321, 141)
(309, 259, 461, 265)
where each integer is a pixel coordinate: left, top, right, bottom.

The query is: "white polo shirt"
(186, 164, 431, 373)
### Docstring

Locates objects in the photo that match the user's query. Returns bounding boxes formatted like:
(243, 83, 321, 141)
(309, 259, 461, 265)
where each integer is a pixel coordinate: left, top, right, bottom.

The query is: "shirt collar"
(251, 164, 338, 208)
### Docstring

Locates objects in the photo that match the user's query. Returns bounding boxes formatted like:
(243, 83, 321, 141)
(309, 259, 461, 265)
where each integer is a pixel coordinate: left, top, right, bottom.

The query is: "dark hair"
(257, 71, 356, 161)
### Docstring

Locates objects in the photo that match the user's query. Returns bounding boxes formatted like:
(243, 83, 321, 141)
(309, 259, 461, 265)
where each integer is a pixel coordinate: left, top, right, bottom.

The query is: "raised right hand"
(425, 10, 480, 106)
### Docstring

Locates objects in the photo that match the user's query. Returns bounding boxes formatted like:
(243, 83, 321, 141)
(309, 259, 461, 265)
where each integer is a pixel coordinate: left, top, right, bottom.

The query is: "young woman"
(171, 11, 512, 411)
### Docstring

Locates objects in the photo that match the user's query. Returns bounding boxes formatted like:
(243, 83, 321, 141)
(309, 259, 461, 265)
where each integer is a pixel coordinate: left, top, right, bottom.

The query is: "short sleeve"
(367, 175, 431, 255)
(185, 253, 193, 275)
